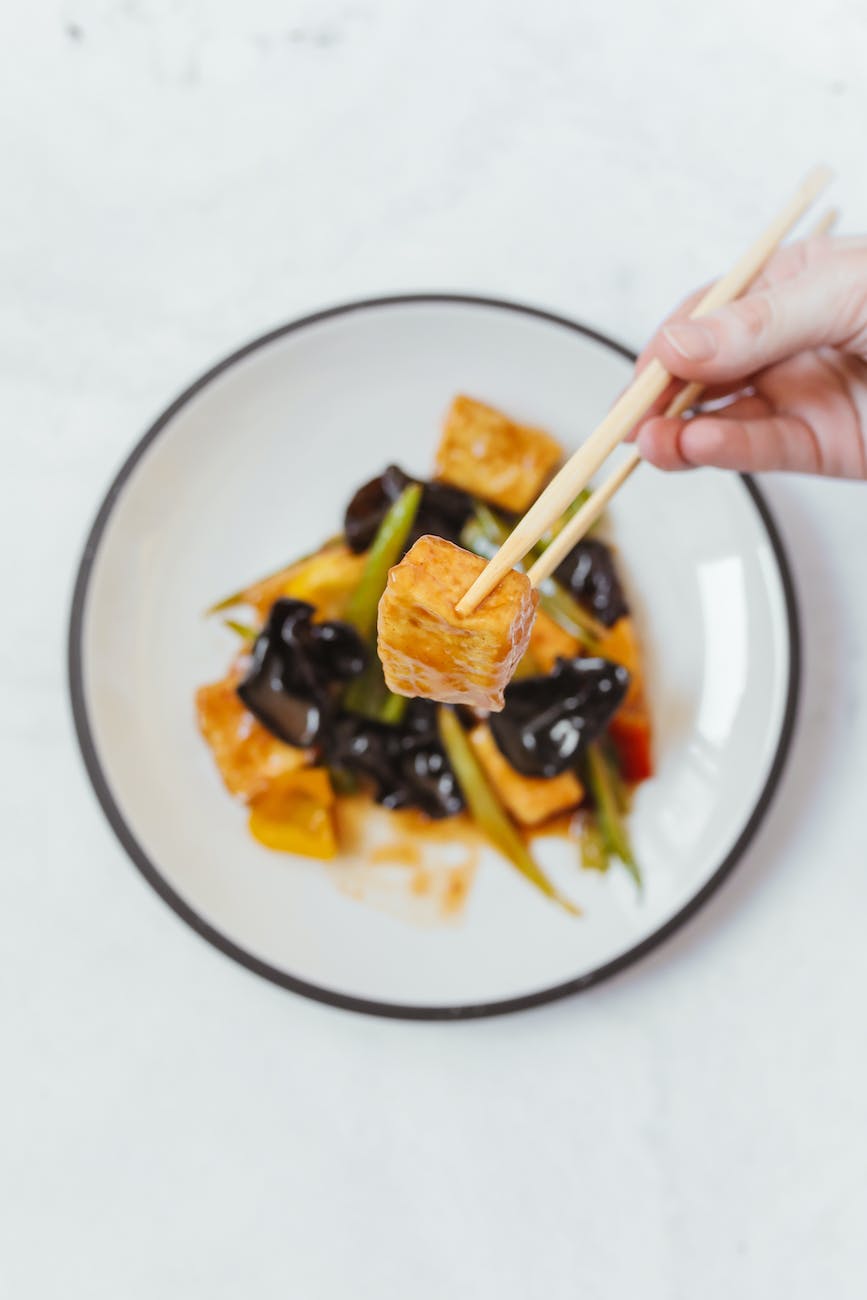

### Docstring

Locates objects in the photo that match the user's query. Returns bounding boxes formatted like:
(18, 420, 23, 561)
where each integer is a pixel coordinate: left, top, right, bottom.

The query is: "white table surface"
(3, 3, 866, 1296)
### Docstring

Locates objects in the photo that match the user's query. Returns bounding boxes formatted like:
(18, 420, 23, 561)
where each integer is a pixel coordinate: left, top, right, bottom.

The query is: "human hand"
(634, 235, 867, 478)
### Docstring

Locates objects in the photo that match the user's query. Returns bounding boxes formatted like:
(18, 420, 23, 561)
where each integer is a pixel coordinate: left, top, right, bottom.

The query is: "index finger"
(634, 235, 856, 375)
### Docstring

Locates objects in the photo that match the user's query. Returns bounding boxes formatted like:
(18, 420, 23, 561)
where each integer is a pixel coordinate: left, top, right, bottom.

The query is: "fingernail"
(662, 321, 718, 361)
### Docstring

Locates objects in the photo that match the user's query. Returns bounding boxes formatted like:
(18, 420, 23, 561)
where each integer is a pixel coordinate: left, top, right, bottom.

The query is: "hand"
(634, 235, 867, 479)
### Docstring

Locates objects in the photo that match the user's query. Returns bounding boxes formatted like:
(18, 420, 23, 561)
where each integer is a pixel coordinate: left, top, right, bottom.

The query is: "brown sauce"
(330, 795, 484, 922)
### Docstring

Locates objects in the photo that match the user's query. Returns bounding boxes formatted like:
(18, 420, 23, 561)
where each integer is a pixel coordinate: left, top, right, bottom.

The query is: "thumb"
(654, 256, 867, 384)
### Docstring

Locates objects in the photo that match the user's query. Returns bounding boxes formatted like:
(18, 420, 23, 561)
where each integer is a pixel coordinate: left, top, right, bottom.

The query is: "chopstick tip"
(812, 206, 839, 238)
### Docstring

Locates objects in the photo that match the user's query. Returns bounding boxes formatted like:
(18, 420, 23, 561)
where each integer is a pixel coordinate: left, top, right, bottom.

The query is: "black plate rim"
(67, 292, 801, 1020)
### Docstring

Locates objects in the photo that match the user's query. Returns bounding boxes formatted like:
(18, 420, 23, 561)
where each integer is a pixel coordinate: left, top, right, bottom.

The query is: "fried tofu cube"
(377, 535, 538, 711)
(196, 676, 309, 801)
(434, 395, 563, 513)
(597, 616, 643, 710)
(527, 609, 582, 674)
(597, 616, 653, 781)
(470, 726, 584, 827)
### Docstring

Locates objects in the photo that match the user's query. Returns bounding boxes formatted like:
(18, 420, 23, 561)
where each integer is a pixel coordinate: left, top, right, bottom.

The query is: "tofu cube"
(470, 726, 584, 827)
(377, 535, 538, 711)
(596, 616, 643, 711)
(196, 675, 309, 801)
(435, 395, 563, 513)
(527, 608, 582, 674)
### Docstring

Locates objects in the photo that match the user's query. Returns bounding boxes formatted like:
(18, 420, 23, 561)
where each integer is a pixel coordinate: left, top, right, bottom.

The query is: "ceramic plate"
(69, 295, 799, 1018)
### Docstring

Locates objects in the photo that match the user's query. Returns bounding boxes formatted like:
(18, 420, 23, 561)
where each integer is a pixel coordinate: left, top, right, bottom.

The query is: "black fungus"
(412, 480, 477, 549)
(310, 620, 367, 681)
(555, 538, 629, 628)
(325, 701, 464, 819)
(489, 657, 630, 778)
(343, 469, 402, 553)
(325, 715, 398, 793)
(344, 465, 474, 554)
(237, 599, 366, 748)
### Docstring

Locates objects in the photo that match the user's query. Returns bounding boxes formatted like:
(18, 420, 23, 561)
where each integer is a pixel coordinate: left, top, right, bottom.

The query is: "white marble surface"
(3, 2, 867, 1296)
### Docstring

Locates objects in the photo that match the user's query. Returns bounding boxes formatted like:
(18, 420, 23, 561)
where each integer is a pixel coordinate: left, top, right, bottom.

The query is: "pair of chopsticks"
(456, 167, 835, 616)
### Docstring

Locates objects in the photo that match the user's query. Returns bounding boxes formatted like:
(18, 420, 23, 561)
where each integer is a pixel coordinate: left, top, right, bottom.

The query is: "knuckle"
(734, 294, 775, 342)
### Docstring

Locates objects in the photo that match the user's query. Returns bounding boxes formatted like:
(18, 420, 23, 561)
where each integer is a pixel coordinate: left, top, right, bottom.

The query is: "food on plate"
(525, 608, 582, 674)
(236, 598, 367, 748)
(197, 395, 654, 913)
(469, 726, 584, 828)
(248, 768, 338, 859)
(487, 657, 630, 778)
(555, 537, 629, 628)
(196, 675, 310, 800)
(434, 395, 563, 512)
(344, 463, 474, 554)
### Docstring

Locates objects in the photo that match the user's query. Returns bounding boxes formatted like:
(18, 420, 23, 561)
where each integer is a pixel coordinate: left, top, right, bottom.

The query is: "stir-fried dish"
(197, 395, 654, 914)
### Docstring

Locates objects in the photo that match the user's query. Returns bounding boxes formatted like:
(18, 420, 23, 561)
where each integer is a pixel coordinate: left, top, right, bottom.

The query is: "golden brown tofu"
(470, 726, 584, 827)
(377, 535, 539, 711)
(434, 395, 563, 513)
(196, 675, 309, 801)
(597, 616, 643, 711)
(527, 608, 582, 674)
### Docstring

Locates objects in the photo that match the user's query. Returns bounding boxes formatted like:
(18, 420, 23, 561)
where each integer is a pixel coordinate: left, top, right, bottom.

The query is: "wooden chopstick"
(812, 206, 839, 238)
(455, 166, 833, 616)
(523, 387, 701, 591)
(525, 202, 839, 589)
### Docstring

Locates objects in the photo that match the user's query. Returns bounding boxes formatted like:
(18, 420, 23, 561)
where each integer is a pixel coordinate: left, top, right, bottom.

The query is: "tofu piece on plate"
(377, 535, 538, 711)
(596, 616, 643, 710)
(434, 395, 563, 514)
(470, 726, 584, 827)
(527, 608, 582, 673)
(196, 675, 309, 801)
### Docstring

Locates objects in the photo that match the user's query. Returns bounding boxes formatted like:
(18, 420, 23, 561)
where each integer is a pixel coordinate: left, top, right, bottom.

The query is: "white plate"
(69, 296, 798, 1018)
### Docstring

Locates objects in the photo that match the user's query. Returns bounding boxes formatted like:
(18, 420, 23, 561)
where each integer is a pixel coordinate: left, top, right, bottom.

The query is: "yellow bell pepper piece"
(248, 768, 337, 859)
(281, 544, 367, 622)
